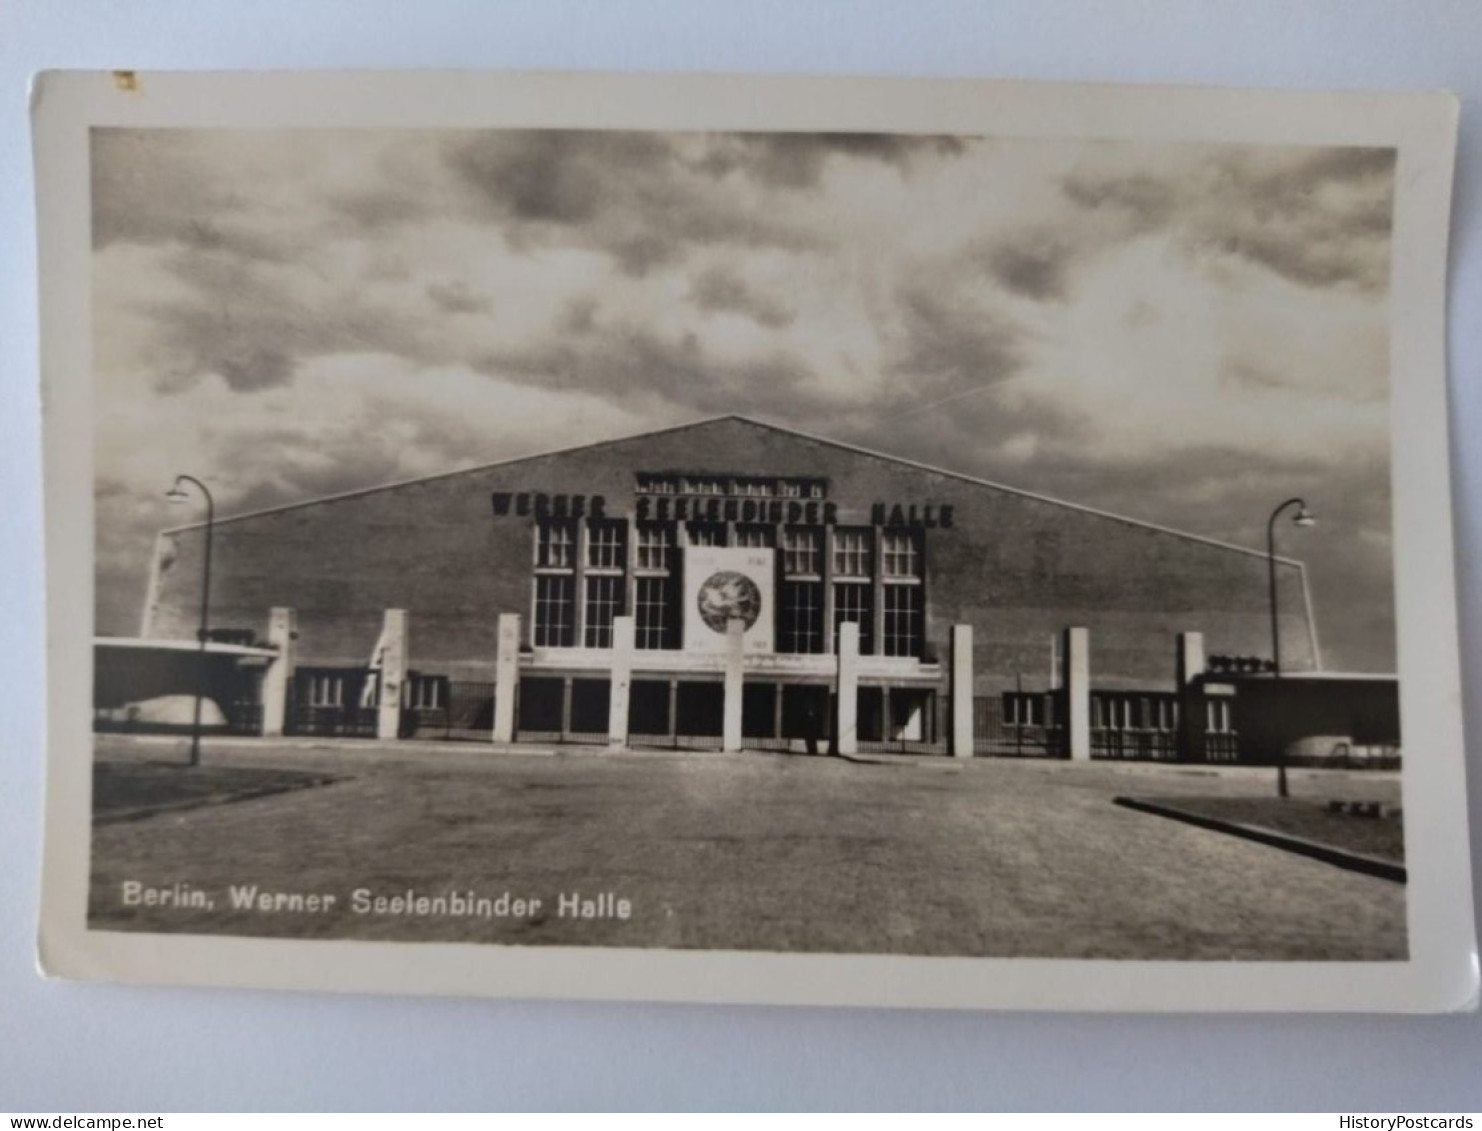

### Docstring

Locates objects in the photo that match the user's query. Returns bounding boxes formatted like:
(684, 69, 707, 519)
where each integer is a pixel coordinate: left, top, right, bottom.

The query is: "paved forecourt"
(87, 736, 1406, 960)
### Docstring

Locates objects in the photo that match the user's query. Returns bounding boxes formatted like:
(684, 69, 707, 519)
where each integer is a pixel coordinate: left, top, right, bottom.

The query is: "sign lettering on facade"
(490, 492, 607, 519)
(490, 490, 954, 528)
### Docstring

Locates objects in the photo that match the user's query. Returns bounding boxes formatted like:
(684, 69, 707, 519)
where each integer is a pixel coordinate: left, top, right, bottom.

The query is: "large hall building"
(106, 416, 1396, 762)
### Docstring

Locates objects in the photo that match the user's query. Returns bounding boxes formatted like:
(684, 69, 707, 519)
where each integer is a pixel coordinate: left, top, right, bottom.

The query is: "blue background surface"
(2, 1, 1480, 1111)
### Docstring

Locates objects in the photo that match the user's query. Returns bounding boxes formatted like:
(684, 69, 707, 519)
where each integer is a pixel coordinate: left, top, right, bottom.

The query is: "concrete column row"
(258, 609, 1203, 762)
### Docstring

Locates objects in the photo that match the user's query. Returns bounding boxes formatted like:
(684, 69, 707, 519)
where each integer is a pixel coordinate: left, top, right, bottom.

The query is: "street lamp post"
(166, 475, 215, 768)
(1266, 496, 1315, 798)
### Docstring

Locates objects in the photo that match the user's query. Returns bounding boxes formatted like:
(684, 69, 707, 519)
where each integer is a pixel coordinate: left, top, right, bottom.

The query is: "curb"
(94, 776, 338, 826)
(1112, 796, 1406, 884)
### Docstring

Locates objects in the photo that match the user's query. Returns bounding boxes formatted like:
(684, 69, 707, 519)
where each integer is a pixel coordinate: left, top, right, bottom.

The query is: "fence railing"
(972, 694, 1065, 757)
(252, 672, 1270, 766)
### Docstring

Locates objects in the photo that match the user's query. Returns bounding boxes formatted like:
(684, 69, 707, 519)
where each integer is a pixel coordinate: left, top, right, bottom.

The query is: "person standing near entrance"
(803, 694, 823, 756)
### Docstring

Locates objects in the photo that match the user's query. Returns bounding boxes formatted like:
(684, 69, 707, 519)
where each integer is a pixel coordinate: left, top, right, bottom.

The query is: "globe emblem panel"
(696, 571, 763, 633)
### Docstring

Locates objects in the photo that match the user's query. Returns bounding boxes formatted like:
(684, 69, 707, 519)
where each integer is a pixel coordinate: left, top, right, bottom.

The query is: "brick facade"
(143, 416, 1318, 694)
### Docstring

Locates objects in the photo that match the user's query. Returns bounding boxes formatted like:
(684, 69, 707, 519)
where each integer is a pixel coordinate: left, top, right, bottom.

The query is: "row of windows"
(1092, 695, 1179, 733)
(1004, 695, 1232, 734)
(533, 520, 925, 656)
(300, 672, 444, 710)
(534, 575, 921, 656)
(536, 519, 638, 571)
(539, 521, 921, 578)
(538, 519, 922, 578)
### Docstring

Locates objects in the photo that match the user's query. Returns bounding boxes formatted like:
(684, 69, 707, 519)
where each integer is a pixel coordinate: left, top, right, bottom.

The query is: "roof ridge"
(158, 413, 740, 534)
(701, 414, 1297, 565)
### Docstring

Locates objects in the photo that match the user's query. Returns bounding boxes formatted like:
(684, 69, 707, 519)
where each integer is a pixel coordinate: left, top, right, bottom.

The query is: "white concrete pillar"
(1063, 626, 1091, 761)
(1177, 631, 1206, 688)
(723, 617, 745, 753)
(608, 615, 635, 747)
(376, 609, 409, 740)
(836, 621, 860, 756)
(1176, 631, 1206, 763)
(951, 624, 973, 759)
(492, 613, 520, 743)
(261, 606, 296, 737)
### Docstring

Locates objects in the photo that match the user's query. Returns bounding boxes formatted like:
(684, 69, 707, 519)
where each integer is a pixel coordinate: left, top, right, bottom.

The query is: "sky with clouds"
(92, 128, 1397, 670)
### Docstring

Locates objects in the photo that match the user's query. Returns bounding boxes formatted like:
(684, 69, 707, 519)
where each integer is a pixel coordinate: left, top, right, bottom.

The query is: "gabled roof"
(160, 413, 1299, 566)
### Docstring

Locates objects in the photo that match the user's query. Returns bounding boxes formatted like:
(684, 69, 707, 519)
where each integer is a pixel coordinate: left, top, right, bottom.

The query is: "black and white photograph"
(34, 71, 1475, 1010)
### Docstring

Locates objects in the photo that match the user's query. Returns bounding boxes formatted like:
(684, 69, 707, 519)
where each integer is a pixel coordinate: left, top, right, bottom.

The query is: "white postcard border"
(33, 69, 1478, 1012)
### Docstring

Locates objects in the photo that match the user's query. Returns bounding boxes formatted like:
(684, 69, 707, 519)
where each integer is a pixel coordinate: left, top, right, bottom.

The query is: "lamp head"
(165, 479, 189, 504)
(1293, 506, 1316, 528)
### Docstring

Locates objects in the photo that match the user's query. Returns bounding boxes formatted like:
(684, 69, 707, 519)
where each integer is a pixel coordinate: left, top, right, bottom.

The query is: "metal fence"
(855, 691, 950, 755)
(402, 679, 498, 742)
(286, 704, 378, 738)
(261, 671, 1254, 766)
(971, 694, 1065, 757)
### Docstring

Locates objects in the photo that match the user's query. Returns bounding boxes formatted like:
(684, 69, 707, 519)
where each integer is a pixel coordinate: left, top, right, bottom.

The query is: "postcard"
(34, 69, 1476, 1010)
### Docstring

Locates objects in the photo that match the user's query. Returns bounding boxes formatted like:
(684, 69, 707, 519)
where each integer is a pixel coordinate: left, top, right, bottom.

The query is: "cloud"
(1061, 169, 1178, 234)
(983, 230, 1075, 301)
(443, 131, 820, 276)
(473, 307, 835, 419)
(138, 247, 430, 393)
(425, 279, 492, 316)
(88, 129, 1399, 669)
(687, 266, 795, 328)
(884, 271, 1027, 397)
(1061, 144, 1396, 292)
(92, 131, 228, 250)
(696, 132, 967, 189)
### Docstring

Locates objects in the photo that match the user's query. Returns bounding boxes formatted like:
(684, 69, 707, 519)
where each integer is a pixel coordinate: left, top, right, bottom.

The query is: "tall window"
(780, 526, 824, 654)
(882, 585, 922, 657)
(782, 527, 821, 577)
(582, 519, 626, 648)
(634, 522, 676, 650)
(636, 523, 673, 571)
(831, 528, 874, 655)
(584, 575, 623, 647)
(534, 519, 578, 646)
(881, 531, 920, 579)
(780, 581, 825, 653)
(534, 575, 575, 646)
(636, 576, 677, 649)
(881, 529, 922, 657)
(587, 520, 626, 570)
(833, 528, 872, 578)
(536, 520, 576, 568)
(833, 581, 874, 655)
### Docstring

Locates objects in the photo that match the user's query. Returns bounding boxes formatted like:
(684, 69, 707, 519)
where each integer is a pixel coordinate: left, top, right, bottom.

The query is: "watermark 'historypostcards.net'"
(33, 70, 1477, 1011)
